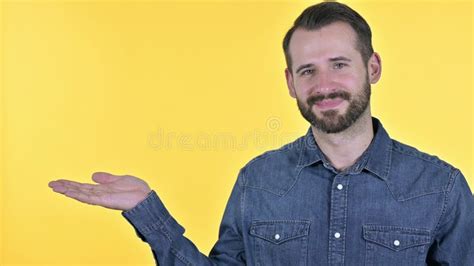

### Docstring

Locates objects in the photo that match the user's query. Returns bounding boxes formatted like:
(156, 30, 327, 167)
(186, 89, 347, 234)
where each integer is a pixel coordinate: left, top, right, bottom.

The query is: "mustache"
(307, 91, 351, 106)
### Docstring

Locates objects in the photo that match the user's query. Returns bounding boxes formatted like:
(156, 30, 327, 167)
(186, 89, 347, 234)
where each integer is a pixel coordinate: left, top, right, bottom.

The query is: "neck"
(311, 108, 374, 171)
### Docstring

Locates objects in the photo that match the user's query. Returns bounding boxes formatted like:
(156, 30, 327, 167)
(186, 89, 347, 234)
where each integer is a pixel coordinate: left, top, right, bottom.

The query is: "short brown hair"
(283, 2, 374, 72)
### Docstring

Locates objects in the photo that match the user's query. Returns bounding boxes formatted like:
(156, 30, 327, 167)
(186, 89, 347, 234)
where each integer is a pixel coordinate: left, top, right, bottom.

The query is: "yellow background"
(1, 0, 472, 265)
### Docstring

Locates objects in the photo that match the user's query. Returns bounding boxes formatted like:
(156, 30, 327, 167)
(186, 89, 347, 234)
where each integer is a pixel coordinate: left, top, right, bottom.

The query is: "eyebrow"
(329, 56, 352, 62)
(295, 63, 315, 74)
(295, 56, 352, 74)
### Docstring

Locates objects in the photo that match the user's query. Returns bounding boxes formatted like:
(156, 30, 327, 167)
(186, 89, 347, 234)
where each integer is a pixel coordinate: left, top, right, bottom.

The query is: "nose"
(313, 70, 336, 95)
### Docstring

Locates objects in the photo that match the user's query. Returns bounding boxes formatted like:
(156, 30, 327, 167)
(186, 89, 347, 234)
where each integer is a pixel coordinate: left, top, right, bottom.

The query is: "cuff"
(121, 190, 184, 241)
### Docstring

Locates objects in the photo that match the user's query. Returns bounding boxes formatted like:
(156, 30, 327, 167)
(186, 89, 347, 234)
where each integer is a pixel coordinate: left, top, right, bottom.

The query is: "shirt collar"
(296, 117, 392, 181)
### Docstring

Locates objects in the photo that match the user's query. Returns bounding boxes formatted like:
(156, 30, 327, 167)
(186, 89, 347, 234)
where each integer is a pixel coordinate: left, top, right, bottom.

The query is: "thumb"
(92, 172, 122, 184)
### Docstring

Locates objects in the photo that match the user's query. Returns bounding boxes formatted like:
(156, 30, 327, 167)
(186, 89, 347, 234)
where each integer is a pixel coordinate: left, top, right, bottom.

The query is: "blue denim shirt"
(122, 117, 474, 265)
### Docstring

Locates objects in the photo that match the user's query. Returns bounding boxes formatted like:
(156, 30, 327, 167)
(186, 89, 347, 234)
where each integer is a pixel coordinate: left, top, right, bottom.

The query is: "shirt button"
(334, 232, 341, 239)
(393, 240, 400, 246)
(274, 234, 280, 240)
(337, 184, 343, 190)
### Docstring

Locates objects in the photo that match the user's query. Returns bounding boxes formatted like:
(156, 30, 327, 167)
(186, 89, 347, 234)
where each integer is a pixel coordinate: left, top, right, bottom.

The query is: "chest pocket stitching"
(250, 220, 310, 245)
(363, 225, 431, 251)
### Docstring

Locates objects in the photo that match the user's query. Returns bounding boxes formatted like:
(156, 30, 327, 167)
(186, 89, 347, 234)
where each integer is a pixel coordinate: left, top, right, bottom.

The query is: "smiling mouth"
(314, 98, 344, 110)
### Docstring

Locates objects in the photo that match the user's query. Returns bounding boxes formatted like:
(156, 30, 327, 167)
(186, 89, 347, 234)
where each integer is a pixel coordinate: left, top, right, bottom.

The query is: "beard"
(296, 75, 371, 134)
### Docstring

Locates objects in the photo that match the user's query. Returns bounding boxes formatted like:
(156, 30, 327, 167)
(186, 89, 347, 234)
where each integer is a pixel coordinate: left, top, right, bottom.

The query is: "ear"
(367, 52, 382, 84)
(285, 68, 297, 98)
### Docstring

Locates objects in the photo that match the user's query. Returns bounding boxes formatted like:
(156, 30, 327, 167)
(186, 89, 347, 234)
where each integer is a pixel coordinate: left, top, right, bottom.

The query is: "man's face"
(285, 22, 379, 134)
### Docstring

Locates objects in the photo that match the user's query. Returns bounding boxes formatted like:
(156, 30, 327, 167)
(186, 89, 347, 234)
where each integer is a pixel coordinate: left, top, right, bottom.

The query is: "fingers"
(48, 179, 106, 206)
(61, 189, 103, 206)
(92, 172, 122, 184)
(49, 179, 106, 196)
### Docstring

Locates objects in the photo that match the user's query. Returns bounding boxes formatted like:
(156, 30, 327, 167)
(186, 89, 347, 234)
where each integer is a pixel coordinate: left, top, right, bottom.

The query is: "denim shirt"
(122, 117, 474, 265)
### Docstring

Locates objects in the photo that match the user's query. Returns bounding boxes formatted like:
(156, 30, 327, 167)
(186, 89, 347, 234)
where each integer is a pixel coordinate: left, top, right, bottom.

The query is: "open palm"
(48, 172, 152, 211)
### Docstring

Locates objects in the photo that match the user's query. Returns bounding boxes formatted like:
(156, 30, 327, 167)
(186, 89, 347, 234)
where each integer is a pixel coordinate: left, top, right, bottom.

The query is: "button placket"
(328, 174, 350, 264)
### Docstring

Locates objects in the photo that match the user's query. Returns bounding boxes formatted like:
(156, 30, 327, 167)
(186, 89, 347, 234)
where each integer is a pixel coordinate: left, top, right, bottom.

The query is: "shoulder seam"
(244, 136, 303, 169)
(391, 142, 454, 171)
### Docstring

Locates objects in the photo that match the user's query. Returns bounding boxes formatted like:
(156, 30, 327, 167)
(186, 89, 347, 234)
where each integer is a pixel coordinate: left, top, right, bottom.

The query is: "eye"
(301, 69, 314, 76)
(334, 62, 347, 69)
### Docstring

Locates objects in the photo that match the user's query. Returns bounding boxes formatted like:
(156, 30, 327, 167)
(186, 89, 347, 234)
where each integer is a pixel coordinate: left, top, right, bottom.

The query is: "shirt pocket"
(249, 220, 310, 266)
(363, 224, 431, 266)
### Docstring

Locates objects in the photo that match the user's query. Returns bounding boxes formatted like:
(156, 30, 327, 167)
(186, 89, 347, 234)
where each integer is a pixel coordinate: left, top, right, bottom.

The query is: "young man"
(48, 2, 474, 265)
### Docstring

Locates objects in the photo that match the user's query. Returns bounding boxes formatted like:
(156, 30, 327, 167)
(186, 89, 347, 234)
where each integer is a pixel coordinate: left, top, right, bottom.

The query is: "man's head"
(283, 2, 381, 133)
(283, 1, 374, 73)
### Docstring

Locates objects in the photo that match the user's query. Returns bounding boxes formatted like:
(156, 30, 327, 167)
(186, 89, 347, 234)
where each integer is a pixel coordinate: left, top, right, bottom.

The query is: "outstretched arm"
(48, 171, 246, 265)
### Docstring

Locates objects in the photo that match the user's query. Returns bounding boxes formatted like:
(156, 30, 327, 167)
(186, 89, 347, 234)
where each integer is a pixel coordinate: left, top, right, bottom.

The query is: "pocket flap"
(363, 225, 431, 251)
(250, 220, 310, 245)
